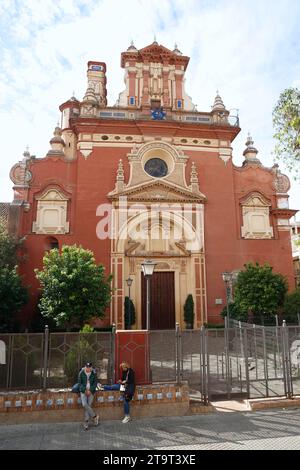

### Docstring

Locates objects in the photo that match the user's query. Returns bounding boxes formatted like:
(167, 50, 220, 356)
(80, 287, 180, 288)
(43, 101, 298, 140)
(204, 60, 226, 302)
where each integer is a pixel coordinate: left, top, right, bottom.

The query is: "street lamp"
(222, 272, 232, 327)
(141, 260, 156, 330)
(126, 277, 133, 330)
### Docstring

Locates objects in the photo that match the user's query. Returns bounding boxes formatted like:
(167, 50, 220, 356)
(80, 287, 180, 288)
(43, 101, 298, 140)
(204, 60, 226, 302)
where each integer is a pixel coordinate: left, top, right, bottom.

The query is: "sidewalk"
(0, 407, 299, 450)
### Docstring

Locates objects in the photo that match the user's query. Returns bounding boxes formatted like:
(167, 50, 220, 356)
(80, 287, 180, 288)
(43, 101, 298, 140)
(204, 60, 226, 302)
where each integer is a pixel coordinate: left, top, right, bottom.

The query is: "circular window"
(144, 158, 168, 178)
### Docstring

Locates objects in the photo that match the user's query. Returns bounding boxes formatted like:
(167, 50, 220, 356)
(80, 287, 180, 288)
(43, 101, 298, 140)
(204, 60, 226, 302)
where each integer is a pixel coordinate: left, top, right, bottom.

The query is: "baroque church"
(8, 41, 297, 329)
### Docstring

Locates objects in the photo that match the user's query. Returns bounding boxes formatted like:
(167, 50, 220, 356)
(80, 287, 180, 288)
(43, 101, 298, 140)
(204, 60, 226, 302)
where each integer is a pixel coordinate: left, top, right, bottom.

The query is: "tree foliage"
(35, 245, 112, 329)
(0, 266, 29, 332)
(233, 263, 288, 321)
(0, 223, 28, 332)
(273, 87, 300, 176)
(283, 288, 300, 324)
(0, 222, 19, 269)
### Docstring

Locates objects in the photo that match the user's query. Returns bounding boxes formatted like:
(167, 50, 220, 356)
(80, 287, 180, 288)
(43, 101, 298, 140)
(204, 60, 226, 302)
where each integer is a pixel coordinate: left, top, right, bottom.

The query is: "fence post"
(282, 320, 293, 398)
(224, 316, 231, 399)
(111, 323, 116, 385)
(243, 328, 250, 399)
(7, 335, 13, 390)
(175, 322, 181, 385)
(43, 325, 49, 390)
(200, 325, 208, 404)
(262, 326, 269, 397)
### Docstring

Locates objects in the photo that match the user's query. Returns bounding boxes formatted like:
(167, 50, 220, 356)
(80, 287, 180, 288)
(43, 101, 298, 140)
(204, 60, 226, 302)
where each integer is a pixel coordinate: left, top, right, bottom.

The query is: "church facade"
(9, 41, 297, 329)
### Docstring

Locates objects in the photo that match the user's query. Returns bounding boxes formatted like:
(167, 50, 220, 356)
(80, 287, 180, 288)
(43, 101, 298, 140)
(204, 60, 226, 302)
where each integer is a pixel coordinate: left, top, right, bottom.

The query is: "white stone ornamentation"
(32, 189, 70, 234)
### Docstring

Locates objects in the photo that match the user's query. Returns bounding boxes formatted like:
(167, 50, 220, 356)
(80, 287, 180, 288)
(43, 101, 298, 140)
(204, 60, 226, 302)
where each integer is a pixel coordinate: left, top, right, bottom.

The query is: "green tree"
(64, 324, 96, 383)
(220, 302, 244, 321)
(184, 294, 194, 329)
(283, 288, 300, 324)
(0, 266, 29, 332)
(233, 263, 288, 322)
(124, 296, 136, 329)
(35, 245, 112, 329)
(0, 223, 18, 269)
(0, 223, 28, 332)
(273, 87, 300, 177)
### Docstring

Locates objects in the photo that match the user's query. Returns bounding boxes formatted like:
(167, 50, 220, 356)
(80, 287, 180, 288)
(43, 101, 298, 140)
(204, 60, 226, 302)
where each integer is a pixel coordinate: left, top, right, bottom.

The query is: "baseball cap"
(85, 362, 93, 368)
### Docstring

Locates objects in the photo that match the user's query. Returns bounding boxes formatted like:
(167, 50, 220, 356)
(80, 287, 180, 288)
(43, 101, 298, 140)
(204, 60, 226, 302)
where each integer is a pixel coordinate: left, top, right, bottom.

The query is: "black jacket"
(122, 368, 135, 398)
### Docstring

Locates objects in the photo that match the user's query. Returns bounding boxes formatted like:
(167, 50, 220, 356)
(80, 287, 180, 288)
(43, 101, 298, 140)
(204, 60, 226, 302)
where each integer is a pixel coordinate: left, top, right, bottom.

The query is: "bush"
(184, 294, 194, 329)
(124, 296, 136, 329)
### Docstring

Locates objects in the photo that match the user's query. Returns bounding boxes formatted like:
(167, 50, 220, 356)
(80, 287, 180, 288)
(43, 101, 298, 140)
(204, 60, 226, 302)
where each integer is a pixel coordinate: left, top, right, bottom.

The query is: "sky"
(0, 0, 299, 218)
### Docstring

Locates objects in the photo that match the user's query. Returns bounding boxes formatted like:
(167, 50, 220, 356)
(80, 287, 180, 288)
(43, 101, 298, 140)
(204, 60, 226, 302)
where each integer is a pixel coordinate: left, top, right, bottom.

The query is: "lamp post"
(222, 271, 233, 399)
(141, 260, 156, 330)
(125, 277, 133, 330)
(222, 272, 232, 327)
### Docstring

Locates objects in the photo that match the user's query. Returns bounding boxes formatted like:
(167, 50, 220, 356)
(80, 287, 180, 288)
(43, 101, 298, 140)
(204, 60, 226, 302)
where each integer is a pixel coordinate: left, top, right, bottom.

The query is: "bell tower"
(118, 41, 196, 112)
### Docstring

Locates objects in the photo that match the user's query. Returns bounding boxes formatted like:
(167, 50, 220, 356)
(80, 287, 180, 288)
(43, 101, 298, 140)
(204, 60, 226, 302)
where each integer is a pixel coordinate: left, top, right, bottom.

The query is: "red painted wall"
(15, 120, 295, 327)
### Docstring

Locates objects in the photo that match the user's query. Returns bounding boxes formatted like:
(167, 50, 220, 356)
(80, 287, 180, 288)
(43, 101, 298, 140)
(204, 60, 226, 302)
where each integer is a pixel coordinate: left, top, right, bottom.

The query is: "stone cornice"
(271, 208, 298, 219)
(108, 179, 206, 203)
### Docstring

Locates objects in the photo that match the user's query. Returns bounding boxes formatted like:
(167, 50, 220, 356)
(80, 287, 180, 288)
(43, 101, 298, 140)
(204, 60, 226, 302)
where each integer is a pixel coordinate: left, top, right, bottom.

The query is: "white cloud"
(0, 0, 299, 217)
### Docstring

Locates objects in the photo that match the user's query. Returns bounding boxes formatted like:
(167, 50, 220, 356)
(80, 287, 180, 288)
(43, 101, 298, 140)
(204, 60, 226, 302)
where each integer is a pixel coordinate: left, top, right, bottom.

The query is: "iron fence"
(0, 323, 299, 401)
(0, 329, 114, 390)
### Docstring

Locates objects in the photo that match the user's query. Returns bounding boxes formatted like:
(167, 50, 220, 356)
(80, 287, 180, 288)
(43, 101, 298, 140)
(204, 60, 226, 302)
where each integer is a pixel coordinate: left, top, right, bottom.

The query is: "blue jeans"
(103, 384, 130, 415)
(80, 392, 96, 422)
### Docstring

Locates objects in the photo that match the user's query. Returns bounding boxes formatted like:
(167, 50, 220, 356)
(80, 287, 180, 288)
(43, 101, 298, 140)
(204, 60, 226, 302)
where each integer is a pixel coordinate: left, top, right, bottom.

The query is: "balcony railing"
(96, 108, 240, 127)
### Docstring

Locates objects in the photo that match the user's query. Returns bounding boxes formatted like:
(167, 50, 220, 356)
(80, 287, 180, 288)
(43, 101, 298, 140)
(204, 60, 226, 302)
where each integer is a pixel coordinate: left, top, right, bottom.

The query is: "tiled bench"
(0, 383, 190, 424)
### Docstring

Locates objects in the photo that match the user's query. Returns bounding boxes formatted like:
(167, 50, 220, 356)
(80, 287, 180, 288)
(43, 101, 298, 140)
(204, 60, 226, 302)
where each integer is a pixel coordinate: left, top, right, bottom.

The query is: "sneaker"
(97, 383, 104, 391)
(83, 422, 89, 430)
(122, 415, 131, 424)
(93, 414, 99, 426)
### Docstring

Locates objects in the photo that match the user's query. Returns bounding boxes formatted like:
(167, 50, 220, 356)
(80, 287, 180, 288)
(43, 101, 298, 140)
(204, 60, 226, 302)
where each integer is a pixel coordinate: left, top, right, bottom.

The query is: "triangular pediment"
(108, 180, 206, 203)
(139, 43, 176, 55)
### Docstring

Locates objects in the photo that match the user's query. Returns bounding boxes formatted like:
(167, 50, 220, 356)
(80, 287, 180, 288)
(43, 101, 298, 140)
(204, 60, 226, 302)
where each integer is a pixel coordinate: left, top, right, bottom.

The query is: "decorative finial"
(190, 162, 199, 183)
(212, 92, 225, 111)
(47, 124, 65, 156)
(243, 132, 260, 165)
(23, 146, 30, 160)
(127, 40, 138, 52)
(173, 43, 182, 55)
(117, 159, 124, 181)
(153, 34, 158, 44)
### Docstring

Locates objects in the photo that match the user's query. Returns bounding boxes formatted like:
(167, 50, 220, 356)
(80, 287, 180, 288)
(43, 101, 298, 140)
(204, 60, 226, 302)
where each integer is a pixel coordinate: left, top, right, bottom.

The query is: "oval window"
(144, 158, 168, 178)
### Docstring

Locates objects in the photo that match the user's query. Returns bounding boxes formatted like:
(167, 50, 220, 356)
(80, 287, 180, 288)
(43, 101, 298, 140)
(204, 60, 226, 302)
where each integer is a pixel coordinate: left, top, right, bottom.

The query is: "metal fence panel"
(0, 334, 12, 389)
(286, 326, 300, 397)
(0, 333, 44, 390)
(47, 332, 113, 388)
(205, 328, 248, 400)
(149, 330, 177, 383)
(244, 326, 286, 398)
(181, 330, 202, 385)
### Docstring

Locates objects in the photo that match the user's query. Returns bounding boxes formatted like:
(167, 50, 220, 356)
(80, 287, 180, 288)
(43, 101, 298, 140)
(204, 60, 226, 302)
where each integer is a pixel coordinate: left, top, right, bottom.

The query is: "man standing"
(78, 362, 99, 430)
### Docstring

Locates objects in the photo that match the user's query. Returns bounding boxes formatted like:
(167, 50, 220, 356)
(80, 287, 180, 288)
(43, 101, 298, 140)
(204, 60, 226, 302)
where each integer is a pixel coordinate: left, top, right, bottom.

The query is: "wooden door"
(141, 272, 175, 330)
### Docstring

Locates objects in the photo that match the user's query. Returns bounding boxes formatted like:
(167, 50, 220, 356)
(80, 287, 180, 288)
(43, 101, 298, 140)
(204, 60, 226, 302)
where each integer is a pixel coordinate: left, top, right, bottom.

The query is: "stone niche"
(32, 189, 70, 235)
(241, 194, 273, 239)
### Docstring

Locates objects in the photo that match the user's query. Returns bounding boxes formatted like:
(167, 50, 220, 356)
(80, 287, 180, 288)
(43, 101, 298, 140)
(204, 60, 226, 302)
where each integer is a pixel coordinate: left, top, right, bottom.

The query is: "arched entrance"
(111, 206, 206, 330)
